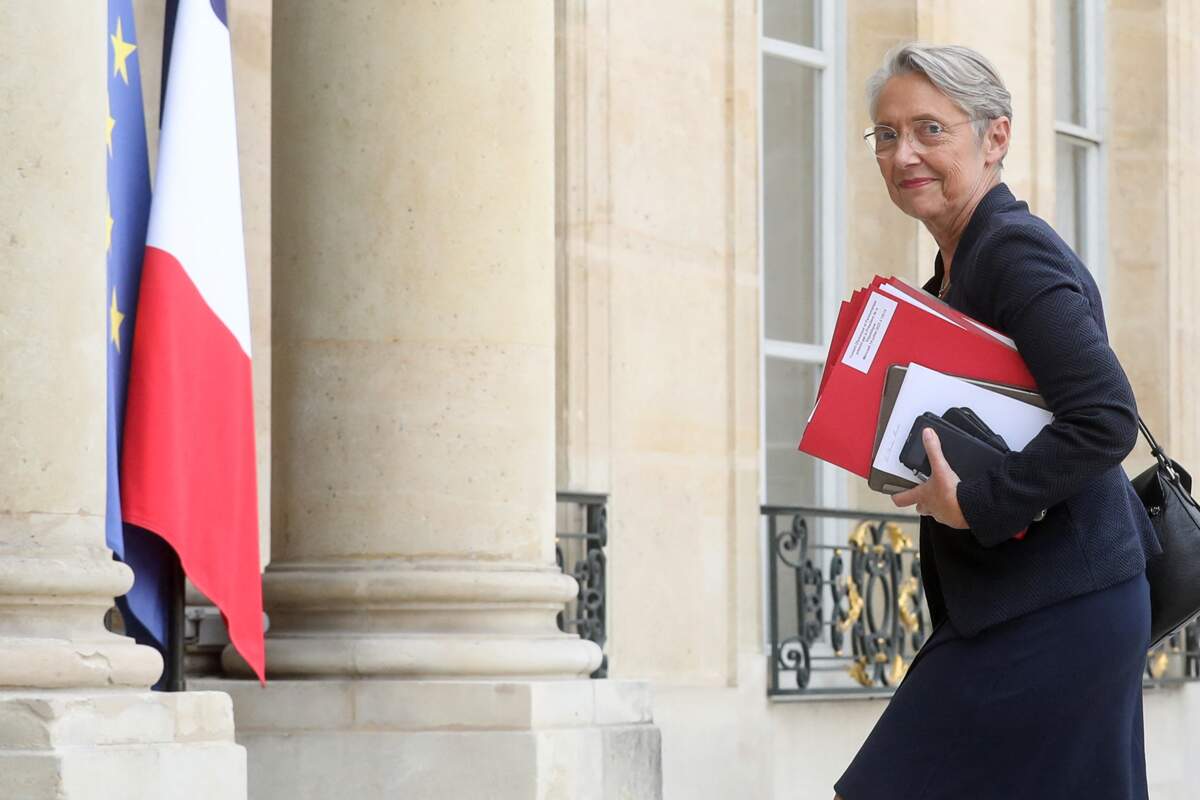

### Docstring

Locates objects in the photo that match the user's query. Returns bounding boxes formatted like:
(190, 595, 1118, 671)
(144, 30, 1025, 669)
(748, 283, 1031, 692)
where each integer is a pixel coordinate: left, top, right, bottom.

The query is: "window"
(759, 0, 844, 513)
(1054, 0, 1105, 285)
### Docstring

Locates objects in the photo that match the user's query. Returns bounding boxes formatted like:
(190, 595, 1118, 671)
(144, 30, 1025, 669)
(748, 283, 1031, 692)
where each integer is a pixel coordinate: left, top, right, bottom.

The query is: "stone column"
(207, 3, 661, 798)
(0, 6, 245, 798)
(246, 0, 599, 681)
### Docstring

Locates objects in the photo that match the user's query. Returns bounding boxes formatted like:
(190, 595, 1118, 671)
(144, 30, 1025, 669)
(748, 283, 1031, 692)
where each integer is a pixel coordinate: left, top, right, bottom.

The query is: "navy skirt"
(835, 572, 1150, 800)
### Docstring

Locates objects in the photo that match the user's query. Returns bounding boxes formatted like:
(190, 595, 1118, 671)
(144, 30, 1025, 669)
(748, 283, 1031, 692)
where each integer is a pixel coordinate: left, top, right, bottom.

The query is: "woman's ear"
(984, 117, 1011, 167)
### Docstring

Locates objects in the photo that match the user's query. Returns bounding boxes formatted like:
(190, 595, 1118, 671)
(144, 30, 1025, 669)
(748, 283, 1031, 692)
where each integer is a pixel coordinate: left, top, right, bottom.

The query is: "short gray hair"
(866, 42, 1012, 140)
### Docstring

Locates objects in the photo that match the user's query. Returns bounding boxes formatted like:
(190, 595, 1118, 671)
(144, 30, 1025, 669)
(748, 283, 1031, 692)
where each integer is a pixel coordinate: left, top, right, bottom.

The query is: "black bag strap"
(1138, 415, 1179, 482)
(1137, 416, 1200, 512)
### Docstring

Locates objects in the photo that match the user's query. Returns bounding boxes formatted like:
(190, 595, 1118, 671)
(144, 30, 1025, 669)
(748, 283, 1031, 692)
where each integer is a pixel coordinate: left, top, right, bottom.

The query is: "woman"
(833, 43, 1162, 800)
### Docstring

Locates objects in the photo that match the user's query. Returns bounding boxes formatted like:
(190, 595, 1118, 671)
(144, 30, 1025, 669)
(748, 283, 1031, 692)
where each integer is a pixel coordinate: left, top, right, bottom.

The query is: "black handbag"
(1131, 416, 1200, 646)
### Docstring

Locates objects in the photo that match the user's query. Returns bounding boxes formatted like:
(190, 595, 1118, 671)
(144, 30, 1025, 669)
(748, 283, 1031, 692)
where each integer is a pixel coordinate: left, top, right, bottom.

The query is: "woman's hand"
(891, 428, 969, 529)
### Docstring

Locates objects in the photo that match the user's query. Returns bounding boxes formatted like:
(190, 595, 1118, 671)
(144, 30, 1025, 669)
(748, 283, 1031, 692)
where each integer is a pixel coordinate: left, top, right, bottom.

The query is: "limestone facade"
(557, 1, 1200, 798)
(7, 1, 1200, 798)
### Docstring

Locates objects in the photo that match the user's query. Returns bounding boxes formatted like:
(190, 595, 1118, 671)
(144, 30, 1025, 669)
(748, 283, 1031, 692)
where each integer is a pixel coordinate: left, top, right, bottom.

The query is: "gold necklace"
(938, 273, 951, 299)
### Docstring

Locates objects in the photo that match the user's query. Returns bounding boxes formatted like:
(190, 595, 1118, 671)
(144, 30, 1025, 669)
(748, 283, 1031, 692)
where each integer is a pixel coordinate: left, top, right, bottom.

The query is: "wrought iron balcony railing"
(765, 506, 927, 697)
(556, 491, 607, 678)
(764, 505, 1200, 698)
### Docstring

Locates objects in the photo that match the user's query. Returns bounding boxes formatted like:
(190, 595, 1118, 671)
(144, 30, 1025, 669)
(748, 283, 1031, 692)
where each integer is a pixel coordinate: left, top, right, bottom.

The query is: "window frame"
(1054, 0, 1107, 291)
(756, 0, 846, 652)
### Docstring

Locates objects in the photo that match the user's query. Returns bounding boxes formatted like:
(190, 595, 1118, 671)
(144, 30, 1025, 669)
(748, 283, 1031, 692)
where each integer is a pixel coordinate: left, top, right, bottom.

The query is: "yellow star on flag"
(106, 195, 114, 253)
(111, 18, 137, 85)
(110, 287, 125, 352)
(106, 101, 116, 157)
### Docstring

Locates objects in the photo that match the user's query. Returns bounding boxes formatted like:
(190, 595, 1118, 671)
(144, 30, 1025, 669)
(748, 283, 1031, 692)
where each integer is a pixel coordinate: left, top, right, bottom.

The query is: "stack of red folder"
(799, 275, 1038, 479)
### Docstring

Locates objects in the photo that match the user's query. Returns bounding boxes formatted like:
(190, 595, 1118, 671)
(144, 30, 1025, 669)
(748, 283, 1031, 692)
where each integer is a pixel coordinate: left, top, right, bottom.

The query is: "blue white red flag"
(121, 0, 265, 681)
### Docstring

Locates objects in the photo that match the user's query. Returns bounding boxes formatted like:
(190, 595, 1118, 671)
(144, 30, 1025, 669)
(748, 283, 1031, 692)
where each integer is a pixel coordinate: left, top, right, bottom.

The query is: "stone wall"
(558, 1, 1200, 798)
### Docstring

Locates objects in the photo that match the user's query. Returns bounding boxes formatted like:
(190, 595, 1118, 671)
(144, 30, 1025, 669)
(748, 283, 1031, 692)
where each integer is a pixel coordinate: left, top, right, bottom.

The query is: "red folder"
(818, 291, 864, 398)
(818, 276, 1012, 404)
(799, 286, 1037, 478)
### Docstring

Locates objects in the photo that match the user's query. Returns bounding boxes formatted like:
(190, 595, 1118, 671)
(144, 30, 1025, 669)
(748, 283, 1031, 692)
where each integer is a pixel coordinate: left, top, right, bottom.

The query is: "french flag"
(121, 0, 265, 681)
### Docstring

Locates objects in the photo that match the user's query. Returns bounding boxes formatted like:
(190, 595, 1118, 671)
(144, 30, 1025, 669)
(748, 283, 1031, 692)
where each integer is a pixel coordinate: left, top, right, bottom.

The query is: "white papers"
(878, 283, 960, 327)
(872, 363, 1053, 481)
(878, 281, 1017, 350)
(959, 316, 1017, 349)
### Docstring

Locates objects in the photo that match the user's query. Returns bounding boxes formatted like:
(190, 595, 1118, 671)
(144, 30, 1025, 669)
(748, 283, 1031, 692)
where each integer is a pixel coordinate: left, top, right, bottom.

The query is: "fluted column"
(251, 0, 600, 678)
(0, 3, 161, 692)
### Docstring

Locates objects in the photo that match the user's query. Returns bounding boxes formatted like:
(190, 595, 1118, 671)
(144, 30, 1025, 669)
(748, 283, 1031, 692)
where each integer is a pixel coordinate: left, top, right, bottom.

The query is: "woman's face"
(872, 72, 1005, 231)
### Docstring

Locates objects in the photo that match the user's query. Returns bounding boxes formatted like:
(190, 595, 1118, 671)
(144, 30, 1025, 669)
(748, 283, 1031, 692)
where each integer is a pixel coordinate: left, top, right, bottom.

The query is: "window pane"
(765, 357, 821, 506)
(763, 55, 819, 344)
(764, 0, 818, 48)
(1055, 137, 1087, 258)
(1055, 0, 1084, 125)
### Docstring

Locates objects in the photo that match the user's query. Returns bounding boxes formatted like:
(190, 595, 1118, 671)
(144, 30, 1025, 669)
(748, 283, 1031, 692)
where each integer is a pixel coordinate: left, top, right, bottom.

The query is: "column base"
(235, 559, 604, 679)
(226, 633, 603, 680)
(195, 677, 662, 800)
(0, 690, 246, 799)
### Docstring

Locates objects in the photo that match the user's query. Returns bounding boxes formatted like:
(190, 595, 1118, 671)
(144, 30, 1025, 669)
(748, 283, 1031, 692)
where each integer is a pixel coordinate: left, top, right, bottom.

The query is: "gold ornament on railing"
(848, 521, 870, 552)
(897, 576, 921, 633)
(839, 574, 863, 632)
(887, 653, 908, 685)
(885, 522, 913, 554)
(1148, 650, 1169, 680)
(848, 655, 872, 687)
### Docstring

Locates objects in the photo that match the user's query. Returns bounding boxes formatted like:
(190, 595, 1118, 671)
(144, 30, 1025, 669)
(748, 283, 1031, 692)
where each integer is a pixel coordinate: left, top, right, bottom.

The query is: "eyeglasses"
(862, 118, 981, 159)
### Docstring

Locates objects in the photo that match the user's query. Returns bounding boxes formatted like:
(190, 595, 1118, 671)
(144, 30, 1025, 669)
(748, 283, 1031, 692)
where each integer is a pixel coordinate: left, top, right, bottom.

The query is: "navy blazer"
(917, 183, 1161, 637)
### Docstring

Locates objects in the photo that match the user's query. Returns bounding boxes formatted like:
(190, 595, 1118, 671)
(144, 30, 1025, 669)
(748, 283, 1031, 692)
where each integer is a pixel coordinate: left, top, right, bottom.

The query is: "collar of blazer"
(925, 182, 1017, 300)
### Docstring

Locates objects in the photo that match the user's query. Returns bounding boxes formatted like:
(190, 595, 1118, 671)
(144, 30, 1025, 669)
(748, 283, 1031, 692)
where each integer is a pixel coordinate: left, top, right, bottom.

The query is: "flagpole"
(165, 553, 186, 692)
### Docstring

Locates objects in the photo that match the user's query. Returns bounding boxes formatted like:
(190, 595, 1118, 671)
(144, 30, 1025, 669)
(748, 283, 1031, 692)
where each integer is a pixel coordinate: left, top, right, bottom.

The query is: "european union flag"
(107, 0, 174, 669)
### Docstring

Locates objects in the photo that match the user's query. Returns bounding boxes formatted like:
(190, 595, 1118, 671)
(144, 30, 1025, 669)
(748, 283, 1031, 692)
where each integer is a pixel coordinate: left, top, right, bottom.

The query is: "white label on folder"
(841, 292, 897, 374)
